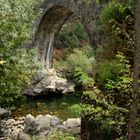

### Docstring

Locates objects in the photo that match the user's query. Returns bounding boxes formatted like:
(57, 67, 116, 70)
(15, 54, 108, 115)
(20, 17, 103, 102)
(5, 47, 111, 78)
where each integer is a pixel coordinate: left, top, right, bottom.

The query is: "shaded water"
(12, 94, 80, 120)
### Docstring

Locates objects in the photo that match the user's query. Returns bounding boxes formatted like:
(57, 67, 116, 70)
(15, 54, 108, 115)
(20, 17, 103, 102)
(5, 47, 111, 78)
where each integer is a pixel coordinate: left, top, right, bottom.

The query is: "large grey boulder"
(18, 132, 31, 140)
(24, 69, 75, 96)
(24, 114, 35, 126)
(0, 108, 11, 119)
(63, 118, 81, 135)
(24, 115, 51, 135)
(64, 118, 81, 128)
(50, 115, 61, 127)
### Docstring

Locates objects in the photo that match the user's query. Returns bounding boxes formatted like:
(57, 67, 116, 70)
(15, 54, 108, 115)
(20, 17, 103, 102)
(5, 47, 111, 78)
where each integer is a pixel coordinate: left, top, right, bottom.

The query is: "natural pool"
(12, 94, 81, 120)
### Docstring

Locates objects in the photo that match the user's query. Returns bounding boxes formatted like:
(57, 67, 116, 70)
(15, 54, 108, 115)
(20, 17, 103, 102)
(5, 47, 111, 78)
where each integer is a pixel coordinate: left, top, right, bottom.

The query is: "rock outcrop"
(24, 69, 75, 96)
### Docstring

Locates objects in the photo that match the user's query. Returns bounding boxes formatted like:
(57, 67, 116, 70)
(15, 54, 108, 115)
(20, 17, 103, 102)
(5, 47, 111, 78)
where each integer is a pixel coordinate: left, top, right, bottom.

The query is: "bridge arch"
(34, 6, 74, 68)
(33, 0, 105, 68)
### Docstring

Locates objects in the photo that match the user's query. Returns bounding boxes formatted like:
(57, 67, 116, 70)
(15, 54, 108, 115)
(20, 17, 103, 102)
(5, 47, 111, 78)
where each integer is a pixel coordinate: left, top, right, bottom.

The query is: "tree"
(128, 0, 140, 139)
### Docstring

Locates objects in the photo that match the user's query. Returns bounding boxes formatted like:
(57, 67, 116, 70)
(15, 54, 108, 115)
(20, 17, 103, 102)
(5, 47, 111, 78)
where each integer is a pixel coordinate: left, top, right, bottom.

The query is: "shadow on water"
(12, 93, 81, 120)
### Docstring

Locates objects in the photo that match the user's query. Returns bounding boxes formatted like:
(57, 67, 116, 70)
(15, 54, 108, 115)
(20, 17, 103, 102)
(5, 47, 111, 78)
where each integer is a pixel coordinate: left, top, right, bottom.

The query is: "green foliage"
(74, 67, 94, 89)
(105, 53, 132, 108)
(0, 0, 40, 51)
(82, 90, 129, 139)
(54, 48, 95, 78)
(47, 131, 76, 140)
(0, 0, 41, 108)
(80, 0, 136, 139)
(72, 21, 87, 40)
(100, 1, 126, 27)
(58, 21, 87, 49)
(67, 49, 95, 74)
(96, 53, 130, 86)
(0, 49, 39, 108)
(32, 135, 46, 140)
(96, 60, 119, 85)
(70, 103, 83, 117)
(98, 0, 134, 60)
(81, 53, 133, 138)
(95, 0, 100, 5)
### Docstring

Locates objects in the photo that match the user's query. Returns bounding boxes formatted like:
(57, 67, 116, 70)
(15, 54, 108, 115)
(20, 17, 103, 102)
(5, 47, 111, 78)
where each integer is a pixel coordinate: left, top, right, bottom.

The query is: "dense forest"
(0, 0, 139, 140)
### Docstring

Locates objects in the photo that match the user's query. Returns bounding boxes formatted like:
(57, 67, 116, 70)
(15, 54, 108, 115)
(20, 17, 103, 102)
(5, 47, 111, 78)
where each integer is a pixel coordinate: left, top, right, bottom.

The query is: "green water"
(12, 94, 81, 120)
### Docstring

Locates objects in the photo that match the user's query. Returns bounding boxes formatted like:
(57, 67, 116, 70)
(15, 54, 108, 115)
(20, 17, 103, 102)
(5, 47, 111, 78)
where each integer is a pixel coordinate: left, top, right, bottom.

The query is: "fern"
(74, 67, 94, 89)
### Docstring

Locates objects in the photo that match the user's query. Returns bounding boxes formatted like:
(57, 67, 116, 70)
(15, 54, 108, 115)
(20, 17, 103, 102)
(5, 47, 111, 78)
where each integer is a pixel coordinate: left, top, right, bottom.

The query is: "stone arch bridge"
(33, 0, 106, 68)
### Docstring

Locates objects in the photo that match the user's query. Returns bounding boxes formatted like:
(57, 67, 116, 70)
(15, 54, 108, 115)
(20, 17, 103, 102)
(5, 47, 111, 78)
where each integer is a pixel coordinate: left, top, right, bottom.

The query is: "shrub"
(70, 103, 83, 117)
(0, 49, 39, 108)
(72, 21, 87, 40)
(67, 49, 95, 74)
(54, 48, 95, 79)
(47, 131, 76, 140)
(98, 0, 134, 61)
(96, 53, 130, 86)
(82, 89, 129, 139)
(58, 20, 87, 49)
(74, 67, 94, 90)
(0, 0, 41, 108)
(81, 53, 133, 139)
(105, 53, 132, 109)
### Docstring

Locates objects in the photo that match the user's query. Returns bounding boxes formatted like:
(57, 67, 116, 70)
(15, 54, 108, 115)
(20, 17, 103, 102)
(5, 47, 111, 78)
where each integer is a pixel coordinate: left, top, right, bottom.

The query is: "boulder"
(24, 115, 51, 135)
(50, 115, 61, 127)
(63, 118, 81, 135)
(0, 108, 11, 119)
(24, 114, 35, 126)
(36, 115, 44, 120)
(64, 118, 81, 127)
(18, 132, 31, 140)
(6, 119, 15, 125)
(36, 115, 51, 128)
(24, 68, 75, 96)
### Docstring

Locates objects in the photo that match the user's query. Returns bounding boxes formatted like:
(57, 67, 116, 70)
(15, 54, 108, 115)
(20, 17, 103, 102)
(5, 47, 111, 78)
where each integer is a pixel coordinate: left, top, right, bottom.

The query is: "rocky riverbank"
(0, 114, 81, 140)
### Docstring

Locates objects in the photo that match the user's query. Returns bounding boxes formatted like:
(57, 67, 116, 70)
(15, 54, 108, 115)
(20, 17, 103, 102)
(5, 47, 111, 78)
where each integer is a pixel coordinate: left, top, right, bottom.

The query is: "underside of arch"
(34, 6, 73, 68)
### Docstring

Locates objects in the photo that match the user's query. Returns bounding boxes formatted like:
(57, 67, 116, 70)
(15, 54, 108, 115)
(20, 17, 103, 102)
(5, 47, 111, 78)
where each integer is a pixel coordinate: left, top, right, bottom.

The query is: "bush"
(96, 53, 130, 86)
(0, 0, 40, 51)
(47, 131, 76, 140)
(82, 89, 129, 139)
(70, 103, 83, 117)
(105, 53, 132, 109)
(98, 0, 134, 61)
(58, 20, 87, 49)
(54, 47, 95, 79)
(100, 1, 125, 27)
(0, 0, 41, 108)
(0, 49, 39, 108)
(66, 49, 95, 74)
(81, 53, 133, 139)
(74, 67, 94, 90)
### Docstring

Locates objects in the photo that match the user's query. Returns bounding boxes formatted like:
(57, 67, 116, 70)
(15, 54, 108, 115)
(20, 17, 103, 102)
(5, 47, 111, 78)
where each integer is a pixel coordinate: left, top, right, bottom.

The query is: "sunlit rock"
(24, 114, 35, 126)
(24, 69, 75, 96)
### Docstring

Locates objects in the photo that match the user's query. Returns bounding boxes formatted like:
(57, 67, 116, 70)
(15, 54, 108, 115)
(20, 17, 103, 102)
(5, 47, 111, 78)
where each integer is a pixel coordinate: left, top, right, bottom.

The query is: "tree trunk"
(128, 0, 140, 139)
